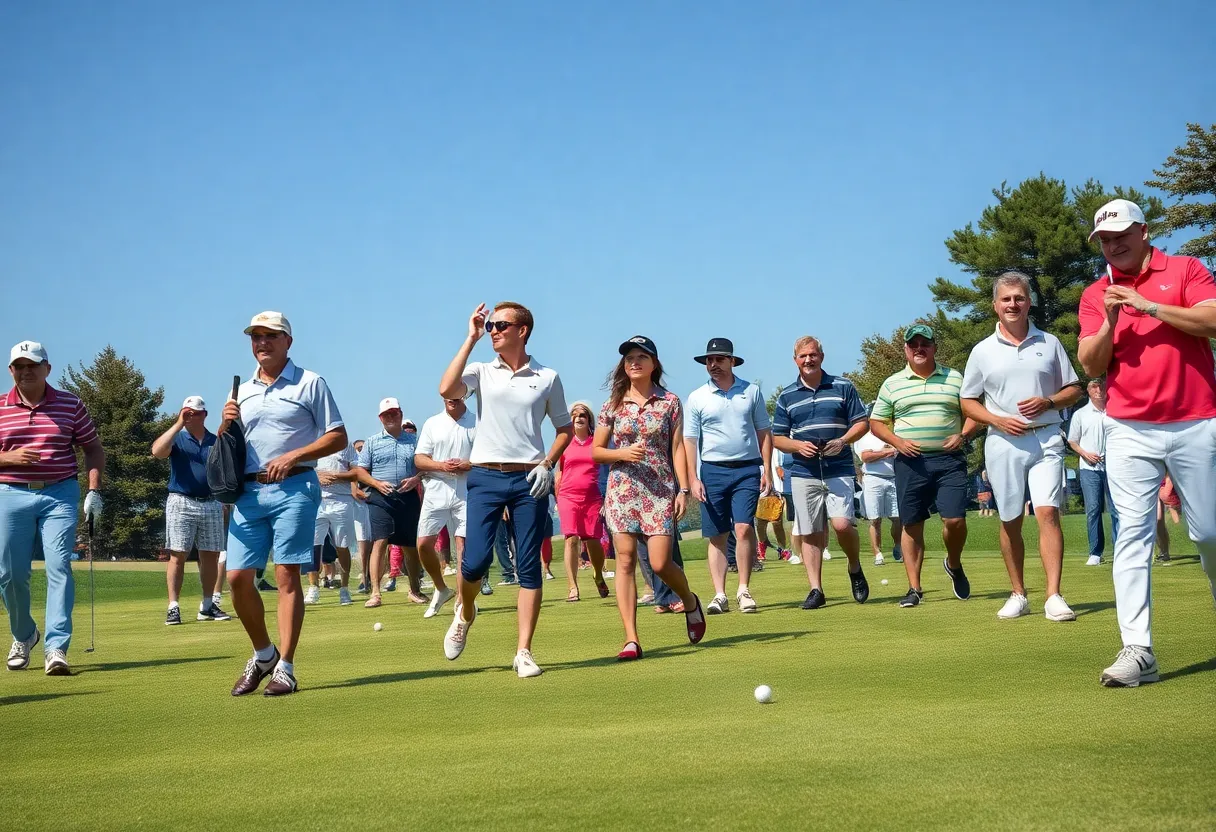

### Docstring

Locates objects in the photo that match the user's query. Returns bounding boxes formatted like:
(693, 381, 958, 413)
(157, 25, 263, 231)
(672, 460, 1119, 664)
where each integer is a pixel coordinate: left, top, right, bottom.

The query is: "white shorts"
(862, 476, 898, 519)
(165, 493, 225, 552)
(314, 495, 355, 548)
(985, 428, 1065, 522)
(417, 499, 467, 538)
(352, 499, 372, 543)
(790, 476, 855, 535)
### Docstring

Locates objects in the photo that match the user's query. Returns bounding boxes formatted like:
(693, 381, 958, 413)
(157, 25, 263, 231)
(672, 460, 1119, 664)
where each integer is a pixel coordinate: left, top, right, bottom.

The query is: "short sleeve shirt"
(357, 430, 418, 483)
(316, 445, 358, 499)
(684, 377, 771, 463)
(1067, 402, 1108, 472)
(461, 355, 571, 465)
(168, 429, 216, 498)
(960, 324, 1079, 427)
(236, 360, 344, 475)
(0, 385, 99, 484)
(871, 364, 964, 455)
(415, 408, 477, 502)
(852, 431, 895, 478)
(771, 373, 866, 479)
(1078, 249, 1216, 422)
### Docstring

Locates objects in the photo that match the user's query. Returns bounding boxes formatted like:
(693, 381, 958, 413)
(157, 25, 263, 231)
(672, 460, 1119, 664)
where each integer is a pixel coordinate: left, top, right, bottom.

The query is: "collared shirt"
(316, 444, 358, 499)
(852, 431, 895, 478)
(961, 323, 1079, 428)
(168, 429, 216, 498)
(461, 355, 571, 465)
(0, 384, 98, 484)
(871, 364, 964, 455)
(357, 430, 418, 484)
(1079, 248, 1216, 422)
(684, 376, 770, 463)
(415, 408, 477, 503)
(1067, 402, 1109, 472)
(235, 359, 344, 475)
(772, 372, 866, 479)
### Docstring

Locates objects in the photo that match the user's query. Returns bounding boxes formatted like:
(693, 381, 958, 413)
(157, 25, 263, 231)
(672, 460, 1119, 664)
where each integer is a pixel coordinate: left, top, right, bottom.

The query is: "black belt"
(702, 458, 763, 470)
(245, 466, 312, 484)
(170, 492, 215, 503)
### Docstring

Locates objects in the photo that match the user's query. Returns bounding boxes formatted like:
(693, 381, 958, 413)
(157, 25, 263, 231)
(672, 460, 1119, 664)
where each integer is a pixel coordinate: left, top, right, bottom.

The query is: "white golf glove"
(83, 490, 103, 523)
(525, 463, 554, 498)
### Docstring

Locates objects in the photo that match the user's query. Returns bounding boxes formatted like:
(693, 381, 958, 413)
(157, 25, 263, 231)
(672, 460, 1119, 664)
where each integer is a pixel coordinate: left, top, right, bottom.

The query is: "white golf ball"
(374, 622, 383, 631)
(881, 579, 889, 586)
(754, 684, 773, 704)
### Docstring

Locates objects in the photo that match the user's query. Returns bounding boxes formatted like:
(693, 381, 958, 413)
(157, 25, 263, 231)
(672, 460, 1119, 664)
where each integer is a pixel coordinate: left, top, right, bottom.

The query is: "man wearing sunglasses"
(438, 301, 573, 678)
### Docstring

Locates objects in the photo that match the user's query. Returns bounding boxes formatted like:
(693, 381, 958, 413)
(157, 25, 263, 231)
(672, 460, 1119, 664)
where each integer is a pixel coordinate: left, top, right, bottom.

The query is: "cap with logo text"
(182, 396, 207, 412)
(618, 335, 659, 358)
(9, 341, 49, 365)
(903, 324, 935, 343)
(1089, 199, 1145, 242)
(244, 311, 292, 337)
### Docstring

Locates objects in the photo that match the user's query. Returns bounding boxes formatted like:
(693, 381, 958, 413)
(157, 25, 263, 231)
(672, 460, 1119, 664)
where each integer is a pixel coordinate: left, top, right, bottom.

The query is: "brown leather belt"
(245, 466, 312, 484)
(474, 462, 536, 473)
(1, 477, 74, 491)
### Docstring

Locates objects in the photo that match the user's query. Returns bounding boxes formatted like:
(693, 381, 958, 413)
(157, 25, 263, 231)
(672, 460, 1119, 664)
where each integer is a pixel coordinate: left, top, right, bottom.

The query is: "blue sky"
(3, 1, 1213, 443)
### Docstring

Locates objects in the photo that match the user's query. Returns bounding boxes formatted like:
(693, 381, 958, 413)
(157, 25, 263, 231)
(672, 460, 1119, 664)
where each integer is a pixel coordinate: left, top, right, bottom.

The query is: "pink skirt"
(558, 496, 604, 540)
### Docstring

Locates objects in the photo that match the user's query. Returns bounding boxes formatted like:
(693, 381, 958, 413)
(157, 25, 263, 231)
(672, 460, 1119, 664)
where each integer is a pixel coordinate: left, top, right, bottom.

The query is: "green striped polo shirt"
(871, 364, 964, 454)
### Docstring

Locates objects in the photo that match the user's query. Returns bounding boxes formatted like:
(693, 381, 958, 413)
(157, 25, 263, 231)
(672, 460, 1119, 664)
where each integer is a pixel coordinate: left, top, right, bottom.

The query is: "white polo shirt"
(415, 407, 477, 502)
(462, 355, 571, 465)
(316, 444, 357, 500)
(852, 431, 895, 477)
(960, 324, 1079, 427)
(1067, 401, 1109, 471)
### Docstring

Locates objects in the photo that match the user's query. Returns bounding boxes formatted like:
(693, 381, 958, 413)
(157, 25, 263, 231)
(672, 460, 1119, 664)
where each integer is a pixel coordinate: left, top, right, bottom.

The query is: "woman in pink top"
(555, 401, 609, 601)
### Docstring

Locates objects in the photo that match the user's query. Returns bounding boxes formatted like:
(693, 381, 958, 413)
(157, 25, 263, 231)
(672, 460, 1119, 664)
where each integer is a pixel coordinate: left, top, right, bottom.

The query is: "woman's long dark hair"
(605, 352, 665, 411)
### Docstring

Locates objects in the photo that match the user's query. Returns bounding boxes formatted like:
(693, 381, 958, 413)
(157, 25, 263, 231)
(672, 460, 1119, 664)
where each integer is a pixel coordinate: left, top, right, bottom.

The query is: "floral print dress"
(599, 388, 682, 536)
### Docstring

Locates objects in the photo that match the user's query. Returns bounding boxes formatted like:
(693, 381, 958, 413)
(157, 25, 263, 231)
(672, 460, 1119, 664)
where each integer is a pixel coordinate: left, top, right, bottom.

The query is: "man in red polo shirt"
(1078, 198, 1216, 687)
(1, 341, 106, 676)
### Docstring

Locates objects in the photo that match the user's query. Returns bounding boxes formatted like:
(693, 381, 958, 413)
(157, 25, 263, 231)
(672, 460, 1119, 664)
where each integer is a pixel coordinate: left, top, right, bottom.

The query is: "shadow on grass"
(543, 630, 812, 673)
(0, 690, 99, 707)
(1069, 600, 1116, 617)
(309, 663, 503, 691)
(77, 655, 230, 673)
(1160, 656, 1216, 682)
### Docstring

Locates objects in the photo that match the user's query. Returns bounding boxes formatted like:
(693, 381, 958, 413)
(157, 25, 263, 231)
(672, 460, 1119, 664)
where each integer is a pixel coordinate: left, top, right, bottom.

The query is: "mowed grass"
(3, 514, 1215, 831)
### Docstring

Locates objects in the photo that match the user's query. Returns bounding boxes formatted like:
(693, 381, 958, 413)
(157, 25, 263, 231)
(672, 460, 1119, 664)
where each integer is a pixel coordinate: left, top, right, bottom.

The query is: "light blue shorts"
(226, 472, 321, 571)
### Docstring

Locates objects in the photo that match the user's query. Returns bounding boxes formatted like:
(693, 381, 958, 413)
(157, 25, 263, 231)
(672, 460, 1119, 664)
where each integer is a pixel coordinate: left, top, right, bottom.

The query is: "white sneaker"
(304, 586, 321, 605)
(788, 554, 802, 565)
(44, 648, 70, 676)
(6, 627, 40, 671)
(442, 566, 457, 576)
(1085, 555, 1103, 566)
(1100, 645, 1159, 687)
(513, 649, 543, 678)
(874, 554, 885, 566)
(637, 593, 655, 606)
(443, 603, 476, 660)
(424, 586, 456, 619)
(1043, 594, 1077, 621)
(823, 550, 832, 560)
(737, 588, 758, 613)
(603, 571, 615, 578)
(706, 593, 729, 614)
(338, 587, 353, 606)
(421, 579, 434, 590)
(997, 593, 1030, 619)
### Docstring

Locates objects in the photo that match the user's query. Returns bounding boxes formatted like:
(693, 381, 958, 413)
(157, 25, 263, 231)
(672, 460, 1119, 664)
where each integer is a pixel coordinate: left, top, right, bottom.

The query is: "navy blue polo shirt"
(772, 373, 866, 480)
(168, 429, 216, 498)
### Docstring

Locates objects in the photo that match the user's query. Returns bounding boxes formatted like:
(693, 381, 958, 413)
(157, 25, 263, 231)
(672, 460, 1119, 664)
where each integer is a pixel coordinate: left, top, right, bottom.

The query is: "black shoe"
(849, 567, 869, 604)
(899, 588, 923, 608)
(942, 558, 971, 600)
(165, 606, 182, 626)
(198, 603, 232, 621)
(753, 560, 765, 572)
(893, 548, 903, 562)
(801, 588, 826, 610)
(256, 579, 275, 592)
(1155, 552, 1171, 564)
(727, 563, 738, 573)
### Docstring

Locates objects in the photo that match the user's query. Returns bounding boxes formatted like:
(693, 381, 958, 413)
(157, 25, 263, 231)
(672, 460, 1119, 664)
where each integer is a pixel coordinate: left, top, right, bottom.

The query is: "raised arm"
(439, 304, 488, 399)
(151, 411, 186, 459)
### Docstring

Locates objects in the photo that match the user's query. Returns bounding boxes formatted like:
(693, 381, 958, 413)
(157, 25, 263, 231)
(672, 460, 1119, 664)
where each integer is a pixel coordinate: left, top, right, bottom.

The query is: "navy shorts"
(893, 452, 968, 525)
(367, 490, 422, 547)
(305, 534, 339, 574)
(461, 467, 548, 590)
(699, 460, 762, 537)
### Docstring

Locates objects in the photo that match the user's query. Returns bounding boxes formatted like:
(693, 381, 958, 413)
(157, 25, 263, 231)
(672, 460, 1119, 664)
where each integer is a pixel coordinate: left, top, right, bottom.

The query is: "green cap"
(903, 324, 935, 343)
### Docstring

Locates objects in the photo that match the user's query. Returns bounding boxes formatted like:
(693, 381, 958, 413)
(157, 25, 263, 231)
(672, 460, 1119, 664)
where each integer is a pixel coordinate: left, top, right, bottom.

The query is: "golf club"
(85, 515, 95, 653)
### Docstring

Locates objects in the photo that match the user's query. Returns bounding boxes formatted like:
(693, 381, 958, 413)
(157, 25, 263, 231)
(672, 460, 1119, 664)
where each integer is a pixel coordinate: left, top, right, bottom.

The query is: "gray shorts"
(791, 476, 855, 535)
(165, 492, 225, 552)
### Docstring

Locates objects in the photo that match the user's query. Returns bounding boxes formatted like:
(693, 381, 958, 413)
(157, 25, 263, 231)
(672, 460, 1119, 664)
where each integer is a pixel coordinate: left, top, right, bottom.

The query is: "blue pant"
(637, 531, 685, 607)
(495, 517, 516, 582)
(1079, 469, 1120, 558)
(0, 479, 79, 652)
(700, 461, 762, 537)
(226, 473, 322, 571)
(462, 468, 547, 590)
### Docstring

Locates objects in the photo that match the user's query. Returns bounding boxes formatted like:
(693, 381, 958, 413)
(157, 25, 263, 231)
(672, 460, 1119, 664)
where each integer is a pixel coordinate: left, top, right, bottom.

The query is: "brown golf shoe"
(231, 647, 280, 696)
(263, 665, 298, 696)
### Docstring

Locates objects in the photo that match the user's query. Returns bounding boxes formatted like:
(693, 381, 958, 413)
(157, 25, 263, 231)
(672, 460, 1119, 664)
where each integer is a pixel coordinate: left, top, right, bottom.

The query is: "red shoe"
(617, 641, 643, 661)
(685, 595, 706, 645)
(757, 542, 768, 561)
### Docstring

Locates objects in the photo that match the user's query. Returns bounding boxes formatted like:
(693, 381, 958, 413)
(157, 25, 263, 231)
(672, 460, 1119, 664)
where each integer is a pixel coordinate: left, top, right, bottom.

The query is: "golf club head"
(85, 647, 94, 653)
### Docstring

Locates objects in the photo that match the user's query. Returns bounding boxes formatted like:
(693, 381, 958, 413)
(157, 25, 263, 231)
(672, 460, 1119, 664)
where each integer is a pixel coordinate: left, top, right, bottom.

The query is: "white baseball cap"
(378, 397, 402, 415)
(9, 341, 48, 365)
(1089, 199, 1146, 241)
(244, 311, 292, 336)
(403, 418, 417, 430)
(182, 395, 207, 411)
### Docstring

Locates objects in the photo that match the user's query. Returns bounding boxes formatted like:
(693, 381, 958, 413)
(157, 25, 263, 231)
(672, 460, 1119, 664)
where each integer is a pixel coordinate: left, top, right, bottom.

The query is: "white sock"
(277, 659, 294, 676)
(168, 601, 179, 610)
(738, 584, 748, 593)
(254, 645, 276, 663)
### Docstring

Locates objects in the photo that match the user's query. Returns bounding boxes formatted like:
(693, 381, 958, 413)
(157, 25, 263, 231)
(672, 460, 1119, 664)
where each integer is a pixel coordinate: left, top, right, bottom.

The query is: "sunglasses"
(485, 321, 519, 333)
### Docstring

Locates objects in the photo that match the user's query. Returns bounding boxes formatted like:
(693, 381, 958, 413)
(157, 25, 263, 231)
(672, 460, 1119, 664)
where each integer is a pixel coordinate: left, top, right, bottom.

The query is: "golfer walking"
(1067, 379, 1119, 566)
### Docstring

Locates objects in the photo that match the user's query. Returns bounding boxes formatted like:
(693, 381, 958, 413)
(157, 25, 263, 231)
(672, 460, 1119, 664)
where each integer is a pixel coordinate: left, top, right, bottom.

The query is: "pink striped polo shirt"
(0, 385, 99, 484)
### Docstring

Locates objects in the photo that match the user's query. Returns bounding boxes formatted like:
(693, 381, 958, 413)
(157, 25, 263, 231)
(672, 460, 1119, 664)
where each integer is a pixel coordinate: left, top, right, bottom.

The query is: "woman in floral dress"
(593, 335, 706, 660)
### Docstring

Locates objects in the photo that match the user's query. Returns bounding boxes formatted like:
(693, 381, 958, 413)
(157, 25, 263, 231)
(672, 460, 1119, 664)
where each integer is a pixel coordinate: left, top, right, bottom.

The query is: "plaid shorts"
(165, 492, 225, 552)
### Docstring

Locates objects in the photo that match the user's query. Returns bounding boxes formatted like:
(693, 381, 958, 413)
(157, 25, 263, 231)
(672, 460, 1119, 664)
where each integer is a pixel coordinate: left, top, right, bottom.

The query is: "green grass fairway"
(4, 515, 1215, 830)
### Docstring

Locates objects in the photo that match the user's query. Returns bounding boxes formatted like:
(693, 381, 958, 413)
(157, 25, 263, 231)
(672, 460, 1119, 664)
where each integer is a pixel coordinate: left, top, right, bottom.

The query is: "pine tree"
(60, 347, 174, 558)
(1147, 122, 1216, 267)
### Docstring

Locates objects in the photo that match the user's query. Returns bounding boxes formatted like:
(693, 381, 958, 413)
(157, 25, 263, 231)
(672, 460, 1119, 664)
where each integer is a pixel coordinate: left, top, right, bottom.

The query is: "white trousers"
(1106, 417, 1216, 647)
(984, 428, 1065, 522)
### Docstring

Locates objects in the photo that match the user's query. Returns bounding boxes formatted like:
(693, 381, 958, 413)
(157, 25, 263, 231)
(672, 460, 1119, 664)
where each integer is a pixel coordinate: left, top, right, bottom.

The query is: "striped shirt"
(772, 373, 866, 479)
(357, 429, 418, 484)
(871, 364, 964, 454)
(0, 385, 99, 484)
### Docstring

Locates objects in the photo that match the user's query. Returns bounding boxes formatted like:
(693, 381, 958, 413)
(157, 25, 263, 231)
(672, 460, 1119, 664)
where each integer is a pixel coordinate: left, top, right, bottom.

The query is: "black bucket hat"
(694, 337, 743, 366)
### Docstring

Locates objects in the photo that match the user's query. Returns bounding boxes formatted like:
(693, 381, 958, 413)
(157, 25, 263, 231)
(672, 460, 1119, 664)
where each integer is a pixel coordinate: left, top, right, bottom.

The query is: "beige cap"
(244, 311, 292, 336)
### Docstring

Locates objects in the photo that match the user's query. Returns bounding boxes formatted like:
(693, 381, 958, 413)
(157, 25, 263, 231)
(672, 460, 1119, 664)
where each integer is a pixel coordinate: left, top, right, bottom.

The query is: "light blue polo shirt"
(684, 376, 771, 463)
(357, 430, 418, 483)
(235, 359, 344, 475)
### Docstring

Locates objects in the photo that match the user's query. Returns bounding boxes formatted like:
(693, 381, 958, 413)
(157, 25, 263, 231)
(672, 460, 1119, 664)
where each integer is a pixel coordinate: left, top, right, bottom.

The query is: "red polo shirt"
(0, 384, 99, 484)
(1079, 248, 1216, 423)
